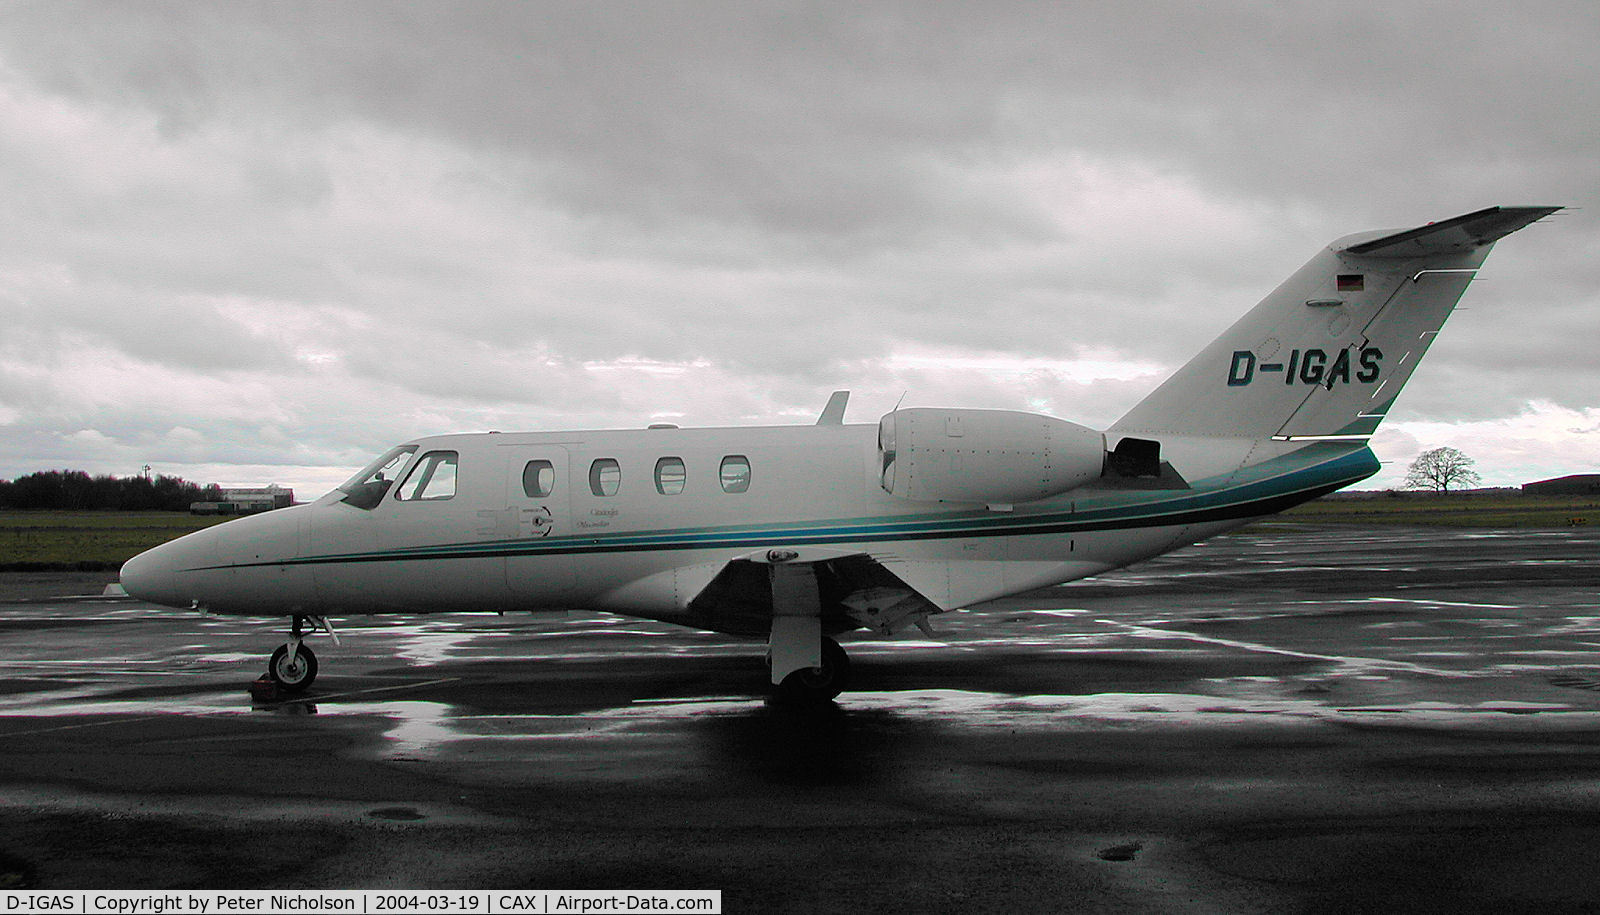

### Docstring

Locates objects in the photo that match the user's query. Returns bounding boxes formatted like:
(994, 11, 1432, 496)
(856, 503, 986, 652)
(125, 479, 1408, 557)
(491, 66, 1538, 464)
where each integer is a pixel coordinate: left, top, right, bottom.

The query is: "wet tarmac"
(3, 525, 1600, 912)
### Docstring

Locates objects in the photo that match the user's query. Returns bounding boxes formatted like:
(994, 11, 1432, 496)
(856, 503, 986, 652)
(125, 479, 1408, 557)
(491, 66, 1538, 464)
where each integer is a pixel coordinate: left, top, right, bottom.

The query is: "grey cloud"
(0, 1, 1593, 491)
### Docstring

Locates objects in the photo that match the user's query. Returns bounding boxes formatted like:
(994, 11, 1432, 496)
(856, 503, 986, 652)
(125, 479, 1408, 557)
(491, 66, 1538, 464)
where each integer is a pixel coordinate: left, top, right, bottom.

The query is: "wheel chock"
(248, 675, 281, 703)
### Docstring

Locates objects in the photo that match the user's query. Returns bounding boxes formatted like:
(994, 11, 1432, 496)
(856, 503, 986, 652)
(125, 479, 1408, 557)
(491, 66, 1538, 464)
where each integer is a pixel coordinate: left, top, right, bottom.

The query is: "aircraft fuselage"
(122, 421, 1375, 637)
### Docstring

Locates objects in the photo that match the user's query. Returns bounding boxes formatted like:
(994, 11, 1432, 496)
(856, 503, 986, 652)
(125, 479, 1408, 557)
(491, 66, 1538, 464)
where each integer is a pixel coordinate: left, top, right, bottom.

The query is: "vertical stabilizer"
(1109, 206, 1560, 442)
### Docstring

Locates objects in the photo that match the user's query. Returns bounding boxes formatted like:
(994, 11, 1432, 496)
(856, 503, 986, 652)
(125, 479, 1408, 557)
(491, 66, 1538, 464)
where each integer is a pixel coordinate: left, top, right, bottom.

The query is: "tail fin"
(1110, 206, 1561, 441)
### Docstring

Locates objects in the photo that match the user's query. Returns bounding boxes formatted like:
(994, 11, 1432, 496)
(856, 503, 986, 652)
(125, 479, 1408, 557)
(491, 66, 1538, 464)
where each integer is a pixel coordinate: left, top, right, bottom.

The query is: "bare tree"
(1404, 446, 1482, 493)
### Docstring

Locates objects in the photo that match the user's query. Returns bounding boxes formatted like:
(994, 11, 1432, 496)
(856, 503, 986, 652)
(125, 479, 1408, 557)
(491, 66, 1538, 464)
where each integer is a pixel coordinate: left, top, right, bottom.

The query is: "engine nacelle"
(878, 408, 1105, 505)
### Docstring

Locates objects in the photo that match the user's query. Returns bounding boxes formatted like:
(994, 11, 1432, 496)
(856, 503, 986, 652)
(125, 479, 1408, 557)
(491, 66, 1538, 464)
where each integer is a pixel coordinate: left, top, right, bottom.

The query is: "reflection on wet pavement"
(3, 528, 1600, 752)
(5, 525, 1600, 905)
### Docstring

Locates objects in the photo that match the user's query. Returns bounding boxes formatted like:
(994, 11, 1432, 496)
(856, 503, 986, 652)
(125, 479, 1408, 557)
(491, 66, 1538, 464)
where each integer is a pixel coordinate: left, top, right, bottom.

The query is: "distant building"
(190, 484, 295, 515)
(1523, 474, 1600, 495)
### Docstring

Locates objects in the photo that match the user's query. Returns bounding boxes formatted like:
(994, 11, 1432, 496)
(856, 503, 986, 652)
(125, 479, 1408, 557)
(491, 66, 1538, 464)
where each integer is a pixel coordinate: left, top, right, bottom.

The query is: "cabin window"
(589, 458, 621, 497)
(338, 445, 418, 510)
(655, 457, 686, 495)
(719, 455, 751, 493)
(395, 450, 458, 501)
(522, 460, 555, 498)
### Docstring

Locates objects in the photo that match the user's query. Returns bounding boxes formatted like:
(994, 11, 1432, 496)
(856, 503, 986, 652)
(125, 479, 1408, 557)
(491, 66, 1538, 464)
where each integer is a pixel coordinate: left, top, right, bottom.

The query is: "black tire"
(268, 642, 318, 693)
(775, 636, 850, 703)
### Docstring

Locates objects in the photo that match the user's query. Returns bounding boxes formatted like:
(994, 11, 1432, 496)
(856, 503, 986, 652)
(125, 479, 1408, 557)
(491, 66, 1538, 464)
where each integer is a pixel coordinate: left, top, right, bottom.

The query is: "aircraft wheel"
(776, 636, 850, 704)
(268, 642, 318, 693)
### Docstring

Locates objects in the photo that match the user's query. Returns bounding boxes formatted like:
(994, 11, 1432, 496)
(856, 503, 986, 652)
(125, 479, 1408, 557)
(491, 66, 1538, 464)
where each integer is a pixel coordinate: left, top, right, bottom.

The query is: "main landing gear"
(765, 558, 851, 704)
(266, 615, 335, 694)
(772, 635, 851, 704)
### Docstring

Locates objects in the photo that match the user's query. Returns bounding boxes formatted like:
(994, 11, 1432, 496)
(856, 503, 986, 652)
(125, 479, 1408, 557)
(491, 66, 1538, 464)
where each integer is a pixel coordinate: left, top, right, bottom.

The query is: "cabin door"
(504, 446, 578, 604)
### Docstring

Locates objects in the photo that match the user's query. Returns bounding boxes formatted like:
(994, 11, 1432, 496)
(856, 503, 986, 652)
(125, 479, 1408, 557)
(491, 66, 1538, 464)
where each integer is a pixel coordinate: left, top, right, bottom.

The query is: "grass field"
(0, 511, 229, 570)
(0, 493, 1594, 572)
(1274, 492, 1597, 529)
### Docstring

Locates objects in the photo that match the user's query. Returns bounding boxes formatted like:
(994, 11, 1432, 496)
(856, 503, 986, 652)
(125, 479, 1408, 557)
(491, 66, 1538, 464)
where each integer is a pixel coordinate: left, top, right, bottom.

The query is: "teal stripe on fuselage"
(220, 443, 1377, 571)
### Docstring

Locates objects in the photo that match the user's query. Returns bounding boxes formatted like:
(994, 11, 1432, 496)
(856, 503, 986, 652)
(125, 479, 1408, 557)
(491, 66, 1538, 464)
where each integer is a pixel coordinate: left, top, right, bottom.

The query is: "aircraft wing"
(684, 548, 944, 638)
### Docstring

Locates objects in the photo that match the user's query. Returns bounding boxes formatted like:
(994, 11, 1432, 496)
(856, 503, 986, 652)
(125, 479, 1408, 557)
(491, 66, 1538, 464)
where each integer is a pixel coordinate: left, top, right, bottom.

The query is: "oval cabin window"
(655, 457, 686, 495)
(522, 460, 555, 498)
(589, 458, 621, 497)
(719, 455, 751, 493)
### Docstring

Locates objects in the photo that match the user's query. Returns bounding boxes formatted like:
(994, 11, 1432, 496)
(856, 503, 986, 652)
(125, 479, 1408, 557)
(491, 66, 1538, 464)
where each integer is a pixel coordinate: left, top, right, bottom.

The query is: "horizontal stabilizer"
(1343, 206, 1562, 258)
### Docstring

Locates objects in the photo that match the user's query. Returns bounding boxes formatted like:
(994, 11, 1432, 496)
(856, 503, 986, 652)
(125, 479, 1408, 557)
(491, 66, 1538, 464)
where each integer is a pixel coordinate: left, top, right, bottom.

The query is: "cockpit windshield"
(337, 445, 418, 510)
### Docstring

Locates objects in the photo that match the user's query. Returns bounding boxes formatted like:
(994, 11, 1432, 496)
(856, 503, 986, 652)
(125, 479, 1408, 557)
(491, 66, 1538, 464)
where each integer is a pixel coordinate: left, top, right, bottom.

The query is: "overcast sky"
(1, 1, 1595, 497)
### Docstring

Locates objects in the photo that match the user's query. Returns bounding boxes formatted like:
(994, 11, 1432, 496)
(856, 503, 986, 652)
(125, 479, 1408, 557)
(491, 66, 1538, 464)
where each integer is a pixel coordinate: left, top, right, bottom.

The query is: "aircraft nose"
(120, 543, 182, 608)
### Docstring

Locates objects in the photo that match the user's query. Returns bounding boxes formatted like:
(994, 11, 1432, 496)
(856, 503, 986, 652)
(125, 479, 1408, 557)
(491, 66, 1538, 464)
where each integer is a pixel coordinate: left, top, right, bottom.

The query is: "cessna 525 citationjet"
(121, 206, 1560, 702)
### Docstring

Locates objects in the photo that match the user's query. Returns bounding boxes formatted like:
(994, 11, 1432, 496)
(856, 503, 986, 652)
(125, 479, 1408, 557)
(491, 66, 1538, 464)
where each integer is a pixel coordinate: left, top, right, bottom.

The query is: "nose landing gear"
(267, 641, 317, 692)
(265, 615, 336, 694)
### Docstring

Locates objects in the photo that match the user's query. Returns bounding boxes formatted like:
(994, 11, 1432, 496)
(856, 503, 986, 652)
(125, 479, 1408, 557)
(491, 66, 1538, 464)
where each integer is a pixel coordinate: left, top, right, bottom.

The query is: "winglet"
(1342, 206, 1563, 257)
(817, 390, 849, 425)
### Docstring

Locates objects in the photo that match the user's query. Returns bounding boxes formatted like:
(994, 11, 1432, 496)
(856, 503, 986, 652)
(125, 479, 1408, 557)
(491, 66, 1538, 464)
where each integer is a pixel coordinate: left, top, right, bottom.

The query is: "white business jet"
(121, 206, 1560, 702)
